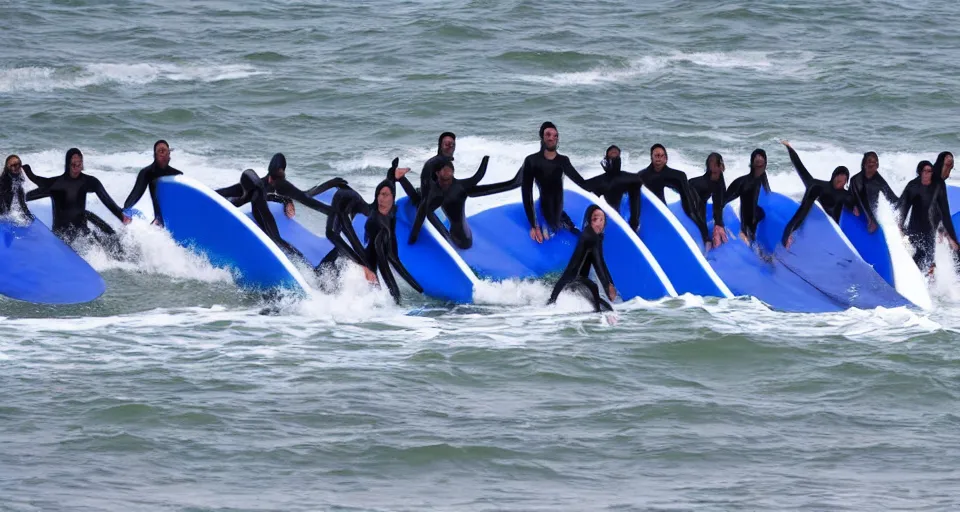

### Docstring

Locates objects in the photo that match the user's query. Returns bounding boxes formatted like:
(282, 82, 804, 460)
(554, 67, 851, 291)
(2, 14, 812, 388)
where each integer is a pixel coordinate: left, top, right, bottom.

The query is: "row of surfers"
(0, 123, 956, 311)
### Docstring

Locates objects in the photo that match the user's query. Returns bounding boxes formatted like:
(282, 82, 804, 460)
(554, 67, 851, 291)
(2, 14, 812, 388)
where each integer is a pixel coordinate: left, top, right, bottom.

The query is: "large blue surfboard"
(155, 175, 309, 292)
(620, 188, 732, 298)
(250, 202, 335, 267)
(755, 190, 911, 309)
(460, 185, 676, 301)
(668, 201, 844, 313)
(0, 218, 106, 304)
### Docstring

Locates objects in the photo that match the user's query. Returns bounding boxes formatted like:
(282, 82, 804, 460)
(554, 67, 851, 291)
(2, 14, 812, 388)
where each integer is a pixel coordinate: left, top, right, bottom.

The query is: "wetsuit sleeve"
(851, 175, 879, 226)
(266, 193, 293, 206)
(215, 183, 244, 199)
(16, 186, 32, 218)
(521, 157, 537, 229)
(896, 182, 915, 231)
(460, 156, 489, 189)
(560, 156, 588, 189)
(724, 175, 744, 204)
(786, 146, 815, 189)
(591, 236, 614, 290)
(397, 176, 420, 204)
(878, 175, 900, 205)
(711, 180, 726, 227)
(274, 181, 334, 215)
(21, 165, 57, 189)
(936, 187, 959, 245)
(668, 169, 710, 242)
(123, 168, 151, 209)
(781, 185, 822, 246)
(468, 166, 523, 197)
(89, 177, 126, 221)
(626, 185, 641, 232)
(25, 187, 50, 201)
(304, 177, 348, 197)
(327, 219, 369, 268)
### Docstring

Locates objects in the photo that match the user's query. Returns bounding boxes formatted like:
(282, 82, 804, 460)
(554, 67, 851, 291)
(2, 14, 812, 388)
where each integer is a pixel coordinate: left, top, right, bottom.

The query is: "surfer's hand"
(394, 168, 410, 180)
(122, 215, 132, 225)
(530, 227, 543, 243)
(785, 235, 794, 249)
(867, 220, 878, 233)
(363, 267, 378, 284)
(607, 284, 617, 301)
(284, 202, 295, 219)
(951, 239, 960, 252)
(712, 225, 727, 246)
(852, 206, 860, 217)
(779, 139, 792, 148)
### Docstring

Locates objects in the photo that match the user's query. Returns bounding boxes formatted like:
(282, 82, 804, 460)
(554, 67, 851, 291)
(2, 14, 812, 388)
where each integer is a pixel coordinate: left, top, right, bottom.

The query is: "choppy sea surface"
(3, 1, 960, 510)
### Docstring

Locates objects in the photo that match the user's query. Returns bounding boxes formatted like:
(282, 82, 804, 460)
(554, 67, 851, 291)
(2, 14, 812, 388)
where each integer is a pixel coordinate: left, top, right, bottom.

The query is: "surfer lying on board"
(548, 204, 616, 312)
(688, 152, 728, 247)
(779, 140, 855, 248)
(849, 151, 898, 234)
(724, 148, 771, 245)
(897, 160, 959, 273)
(1, 155, 32, 219)
(582, 145, 643, 232)
(318, 159, 424, 305)
(522, 122, 589, 243)
(123, 140, 182, 226)
(636, 144, 713, 249)
(25, 148, 131, 255)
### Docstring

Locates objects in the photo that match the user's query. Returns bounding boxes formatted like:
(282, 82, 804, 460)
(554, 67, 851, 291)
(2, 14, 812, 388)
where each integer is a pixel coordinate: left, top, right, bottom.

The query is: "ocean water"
(3, 1, 960, 510)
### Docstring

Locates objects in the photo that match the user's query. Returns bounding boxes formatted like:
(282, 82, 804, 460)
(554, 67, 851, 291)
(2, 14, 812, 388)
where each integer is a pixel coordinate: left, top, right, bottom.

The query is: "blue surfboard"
(620, 188, 732, 298)
(155, 175, 309, 292)
(755, 190, 911, 309)
(668, 201, 844, 312)
(0, 218, 106, 304)
(251, 202, 335, 268)
(460, 185, 676, 301)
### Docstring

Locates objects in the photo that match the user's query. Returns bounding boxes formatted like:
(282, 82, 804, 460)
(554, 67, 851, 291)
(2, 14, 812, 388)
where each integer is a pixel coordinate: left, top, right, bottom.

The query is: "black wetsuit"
(403, 156, 521, 249)
(319, 161, 423, 304)
(724, 171, 771, 242)
(898, 177, 957, 269)
(547, 207, 614, 312)
(781, 146, 855, 246)
(582, 157, 643, 231)
(637, 165, 710, 242)
(123, 162, 183, 225)
(849, 170, 898, 228)
(215, 170, 307, 262)
(0, 168, 31, 218)
(688, 172, 726, 230)
(25, 169, 126, 251)
(521, 150, 588, 234)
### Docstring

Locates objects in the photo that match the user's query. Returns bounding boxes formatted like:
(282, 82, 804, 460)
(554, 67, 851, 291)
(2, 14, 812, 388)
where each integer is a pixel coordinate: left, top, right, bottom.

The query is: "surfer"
(779, 141, 855, 248)
(419, 132, 457, 191)
(724, 148, 771, 244)
(581, 145, 643, 231)
(24, 148, 131, 253)
(522, 122, 589, 243)
(122, 140, 183, 226)
(547, 204, 616, 312)
(849, 151, 899, 233)
(688, 152, 728, 247)
(319, 159, 423, 305)
(930, 151, 957, 243)
(898, 160, 959, 272)
(258, 152, 346, 218)
(1, 155, 32, 218)
(636, 144, 712, 248)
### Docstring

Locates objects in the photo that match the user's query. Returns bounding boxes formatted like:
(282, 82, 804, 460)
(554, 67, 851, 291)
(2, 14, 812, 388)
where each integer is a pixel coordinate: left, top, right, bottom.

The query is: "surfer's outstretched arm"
(781, 185, 822, 247)
(460, 156, 489, 189)
(87, 176, 126, 222)
(469, 165, 523, 197)
(782, 141, 816, 189)
(303, 177, 348, 198)
(21, 164, 57, 189)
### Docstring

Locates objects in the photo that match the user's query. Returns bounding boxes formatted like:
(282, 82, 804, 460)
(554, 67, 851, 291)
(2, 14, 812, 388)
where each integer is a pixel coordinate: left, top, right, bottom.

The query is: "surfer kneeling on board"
(724, 148, 771, 245)
(779, 140, 856, 249)
(636, 144, 713, 250)
(849, 151, 898, 234)
(25, 148, 131, 255)
(521, 121, 590, 243)
(897, 160, 959, 274)
(317, 159, 424, 305)
(547, 204, 616, 312)
(582, 145, 644, 232)
(688, 152, 729, 248)
(1, 155, 33, 220)
(122, 140, 183, 226)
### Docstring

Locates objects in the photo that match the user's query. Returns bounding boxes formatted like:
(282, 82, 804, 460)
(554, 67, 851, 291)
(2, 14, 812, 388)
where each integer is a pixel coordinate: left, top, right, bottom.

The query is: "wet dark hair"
(605, 145, 620, 158)
(153, 139, 169, 156)
(705, 152, 723, 173)
(749, 148, 767, 170)
(917, 160, 934, 175)
(268, 153, 286, 177)
(64, 148, 83, 174)
(539, 121, 557, 139)
(650, 144, 667, 158)
(860, 151, 878, 172)
(831, 166, 850, 180)
(4, 154, 20, 169)
(437, 132, 456, 154)
(582, 203, 605, 232)
(932, 151, 953, 178)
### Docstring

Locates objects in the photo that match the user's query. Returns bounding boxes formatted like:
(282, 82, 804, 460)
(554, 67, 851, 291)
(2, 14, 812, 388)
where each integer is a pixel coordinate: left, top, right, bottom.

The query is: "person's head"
(602, 145, 621, 174)
(438, 132, 456, 158)
(65, 148, 83, 178)
(917, 160, 934, 186)
(650, 144, 667, 171)
(539, 121, 558, 152)
(4, 154, 22, 175)
(831, 166, 850, 190)
(584, 204, 606, 234)
(153, 140, 170, 168)
(267, 153, 287, 181)
(933, 151, 954, 180)
(749, 148, 767, 176)
(705, 152, 724, 178)
(375, 180, 395, 215)
(861, 151, 879, 177)
(436, 157, 455, 189)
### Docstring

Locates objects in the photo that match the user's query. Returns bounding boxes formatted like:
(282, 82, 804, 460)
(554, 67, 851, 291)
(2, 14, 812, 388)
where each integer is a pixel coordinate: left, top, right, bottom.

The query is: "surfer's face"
(708, 157, 724, 176)
(832, 174, 848, 190)
(377, 186, 394, 214)
(590, 209, 605, 234)
(437, 164, 454, 189)
(542, 128, 558, 151)
(154, 143, 171, 168)
(5, 157, 21, 175)
(752, 154, 767, 175)
(69, 154, 83, 178)
(440, 136, 455, 158)
(864, 155, 879, 175)
(606, 147, 620, 160)
(944, 155, 954, 179)
(651, 147, 667, 171)
(921, 165, 933, 186)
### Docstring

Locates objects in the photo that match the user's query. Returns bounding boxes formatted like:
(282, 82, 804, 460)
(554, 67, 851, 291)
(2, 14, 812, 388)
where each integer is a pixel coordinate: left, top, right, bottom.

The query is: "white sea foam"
(0, 62, 266, 93)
